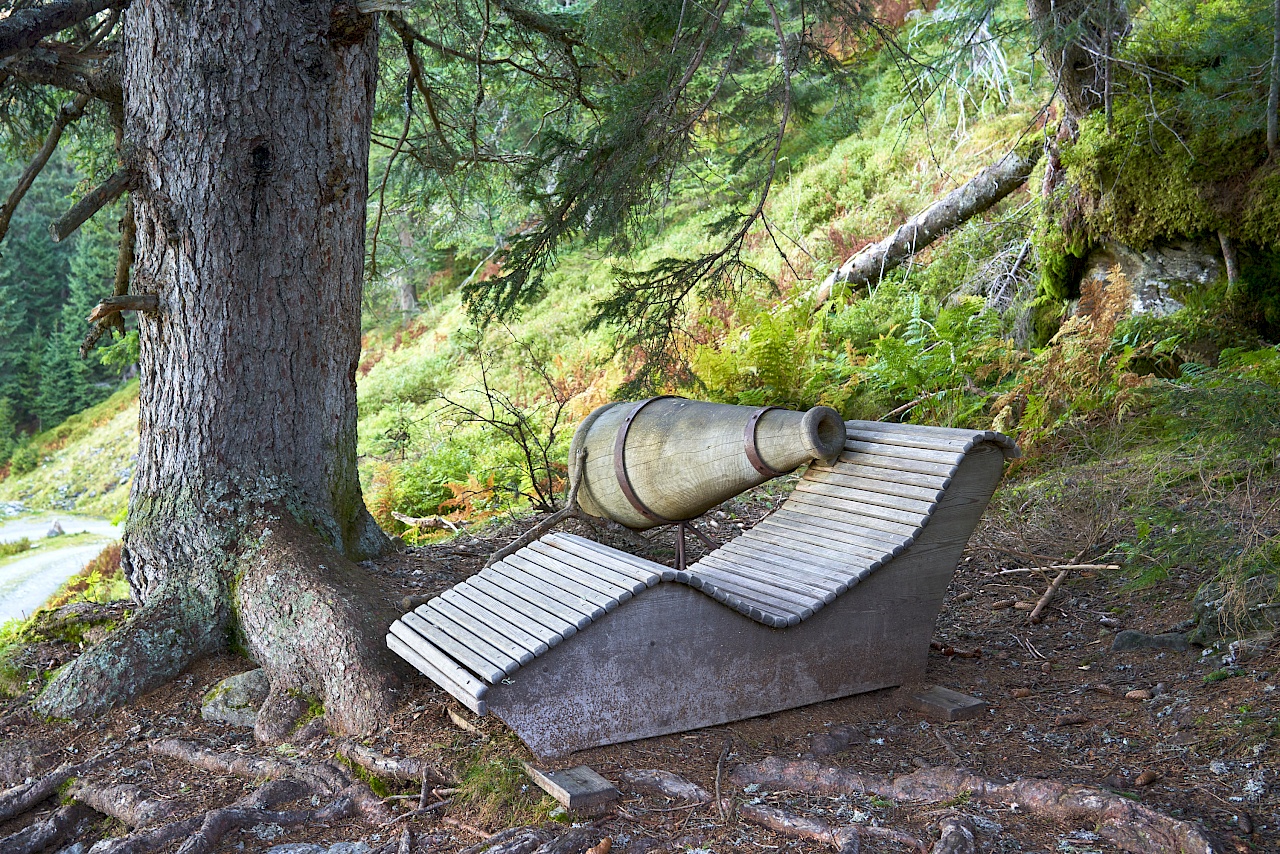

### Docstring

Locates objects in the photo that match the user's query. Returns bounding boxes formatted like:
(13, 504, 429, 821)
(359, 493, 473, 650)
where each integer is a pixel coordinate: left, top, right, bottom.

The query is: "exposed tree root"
(930, 814, 977, 854)
(71, 781, 182, 828)
(731, 758, 1216, 854)
(0, 802, 96, 854)
(33, 569, 228, 720)
(150, 737, 351, 794)
(336, 739, 456, 785)
(618, 769, 715, 804)
(236, 517, 404, 740)
(0, 759, 98, 823)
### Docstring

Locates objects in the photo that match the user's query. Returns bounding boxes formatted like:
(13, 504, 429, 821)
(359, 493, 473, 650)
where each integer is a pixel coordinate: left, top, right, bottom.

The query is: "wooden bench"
(387, 420, 1017, 757)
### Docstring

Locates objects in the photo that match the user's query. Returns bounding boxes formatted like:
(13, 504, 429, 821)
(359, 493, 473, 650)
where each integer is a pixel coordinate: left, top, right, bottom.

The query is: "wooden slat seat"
(388, 421, 1017, 755)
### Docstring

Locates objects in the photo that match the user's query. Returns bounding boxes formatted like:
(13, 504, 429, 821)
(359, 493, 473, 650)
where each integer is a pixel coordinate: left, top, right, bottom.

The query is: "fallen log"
(731, 758, 1216, 854)
(816, 146, 1041, 303)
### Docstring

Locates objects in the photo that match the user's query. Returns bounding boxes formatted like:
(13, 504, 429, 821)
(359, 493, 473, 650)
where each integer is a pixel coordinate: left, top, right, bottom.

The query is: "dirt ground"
(1, 485, 1276, 853)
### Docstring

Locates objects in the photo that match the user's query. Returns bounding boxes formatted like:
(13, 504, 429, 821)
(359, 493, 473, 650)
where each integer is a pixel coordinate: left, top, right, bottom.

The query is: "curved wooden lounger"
(388, 421, 1018, 758)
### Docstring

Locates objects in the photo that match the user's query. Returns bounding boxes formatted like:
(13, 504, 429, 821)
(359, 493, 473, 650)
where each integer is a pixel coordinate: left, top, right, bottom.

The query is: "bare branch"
(86, 293, 157, 323)
(49, 166, 132, 242)
(0, 0, 117, 61)
(0, 92, 91, 243)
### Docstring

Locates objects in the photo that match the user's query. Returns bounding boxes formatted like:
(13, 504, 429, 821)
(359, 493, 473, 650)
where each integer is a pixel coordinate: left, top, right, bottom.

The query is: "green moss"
(335, 750, 393, 798)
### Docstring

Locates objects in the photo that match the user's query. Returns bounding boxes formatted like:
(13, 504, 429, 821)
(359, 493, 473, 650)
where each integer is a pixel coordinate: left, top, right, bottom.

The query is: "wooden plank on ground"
(903, 685, 988, 721)
(522, 763, 619, 815)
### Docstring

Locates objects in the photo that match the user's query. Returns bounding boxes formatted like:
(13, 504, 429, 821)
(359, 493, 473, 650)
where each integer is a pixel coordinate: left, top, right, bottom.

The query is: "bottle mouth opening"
(802, 406, 846, 463)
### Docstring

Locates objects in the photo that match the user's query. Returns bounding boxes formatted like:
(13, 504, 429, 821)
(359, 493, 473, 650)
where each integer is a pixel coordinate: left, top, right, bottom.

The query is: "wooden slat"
(803, 467, 945, 502)
(713, 539, 851, 586)
(749, 517, 891, 560)
(808, 460, 950, 491)
(501, 553, 622, 613)
(548, 533, 677, 582)
(407, 607, 522, 678)
(682, 577, 794, 627)
(386, 631, 487, 715)
(429, 594, 546, 661)
(727, 535, 862, 577)
(446, 584, 566, 648)
(537, 536, 665, 586)
(756, 516, 900, 560)
(697, 549, 843, 601)
(395, 611, 506, 685)
(510, 547, 635, 601)
(486, 560, 611, 622)
(793, 478, 936, 517)
(525, 540, 655, 593)
(846, 420, 1014, 450)
(833, 450, 956, 477)
(843, 439, 960, 465)
(785, 491, 926, 533)
(475, 570, 594, 630)
(739, 533, 880, 579)
(845, 427, 973, 454)
(770, 503, 912, 544)
(689, 561, 819, 616)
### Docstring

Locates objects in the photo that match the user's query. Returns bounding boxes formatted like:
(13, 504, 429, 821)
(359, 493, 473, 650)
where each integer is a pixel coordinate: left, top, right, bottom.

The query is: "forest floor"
(1, 479, 1276, 854)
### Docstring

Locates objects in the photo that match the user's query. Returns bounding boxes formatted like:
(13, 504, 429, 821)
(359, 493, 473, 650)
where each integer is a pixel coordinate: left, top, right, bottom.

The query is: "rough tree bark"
(815, 147, 1041, 303)
(34, 1, 403, 738)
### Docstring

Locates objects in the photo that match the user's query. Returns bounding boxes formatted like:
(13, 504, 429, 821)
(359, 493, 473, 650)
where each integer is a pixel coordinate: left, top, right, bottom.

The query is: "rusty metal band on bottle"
(744, 406, 785, 477)
(613, 395, 682, 525)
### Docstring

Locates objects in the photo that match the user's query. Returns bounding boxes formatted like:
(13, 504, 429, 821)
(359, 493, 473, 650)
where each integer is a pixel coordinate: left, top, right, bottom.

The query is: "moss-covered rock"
(201, 668, 270, 728)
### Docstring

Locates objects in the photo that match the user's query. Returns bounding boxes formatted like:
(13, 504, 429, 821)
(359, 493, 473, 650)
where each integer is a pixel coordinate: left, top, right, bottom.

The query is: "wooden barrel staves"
(569, 398, 846, 530)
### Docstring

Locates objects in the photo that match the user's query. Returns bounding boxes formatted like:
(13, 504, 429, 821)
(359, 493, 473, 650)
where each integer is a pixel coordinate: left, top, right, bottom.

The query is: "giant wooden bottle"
(569, 397, 845, 530)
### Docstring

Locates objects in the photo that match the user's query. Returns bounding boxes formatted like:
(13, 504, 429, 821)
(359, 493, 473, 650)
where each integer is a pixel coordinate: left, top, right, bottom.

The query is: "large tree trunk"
(35, 1, 402, 738)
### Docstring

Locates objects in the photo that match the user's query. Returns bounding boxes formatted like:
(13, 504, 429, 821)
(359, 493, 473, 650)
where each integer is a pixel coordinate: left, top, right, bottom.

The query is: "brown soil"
(1, 482, 1276, 853)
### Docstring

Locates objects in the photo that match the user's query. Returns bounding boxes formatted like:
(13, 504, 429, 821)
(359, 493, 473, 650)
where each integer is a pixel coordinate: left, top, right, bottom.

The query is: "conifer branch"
(49, 167, 132, 242)
(0, 0, 118, 61)
(0, 92, 91, 244)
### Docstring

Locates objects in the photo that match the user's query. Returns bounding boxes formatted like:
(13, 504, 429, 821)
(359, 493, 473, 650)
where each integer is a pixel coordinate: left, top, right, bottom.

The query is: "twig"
(380, 798, 451, 827)
(484, 445, 587, 568)
(715, 741, 730, 822)
(448, 707, 488, 740)
(391, 511, 460, 533)
(443, 816, 492, 840)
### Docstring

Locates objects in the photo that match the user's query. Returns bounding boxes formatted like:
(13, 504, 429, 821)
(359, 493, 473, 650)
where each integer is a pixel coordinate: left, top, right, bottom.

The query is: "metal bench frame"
(388, 421, 1017, 757)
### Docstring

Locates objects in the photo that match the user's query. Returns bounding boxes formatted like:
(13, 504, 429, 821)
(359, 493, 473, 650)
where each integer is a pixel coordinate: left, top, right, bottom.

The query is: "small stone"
(1099, 616, 1121, 629)
(45, 520, 64, 538)
(1110, 630, 1189, 653)
(1125, 689, 1153, 702)
(1011, 688, 1034, 699)
(201, 669, 270, 728)
(1134, 770, 1160, 787)
(263, 846, 325, 854)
